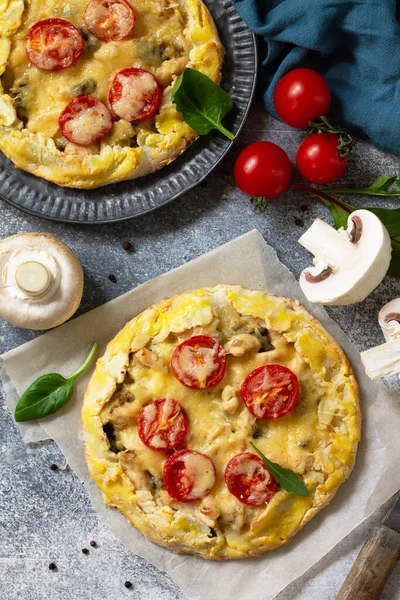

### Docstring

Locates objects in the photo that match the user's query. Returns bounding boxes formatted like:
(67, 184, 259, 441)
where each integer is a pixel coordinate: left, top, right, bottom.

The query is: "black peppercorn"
(108, 274, 117, 283)
(122, 241, 135, 253)
(82, 548, 89, 555)
(50, 464, 58, 471)
(124, 581, 133, 589)
(90, 540, 97, 548)
(48, 563, 57, 571)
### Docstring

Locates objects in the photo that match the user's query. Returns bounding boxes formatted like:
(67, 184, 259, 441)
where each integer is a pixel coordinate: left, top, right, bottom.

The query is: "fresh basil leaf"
(250, 442, 309, 497)
(15, 374, 74, 422)
(171, 68, 235, 141)
(388, 238, 400, 278)
(320, 197, 349, 229)
(14, 342, 98, 422)
(325, 175, 400, 197)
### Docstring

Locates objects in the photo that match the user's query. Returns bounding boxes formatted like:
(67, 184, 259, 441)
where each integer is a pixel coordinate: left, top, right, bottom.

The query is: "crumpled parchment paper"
(2, 230, 400, 600)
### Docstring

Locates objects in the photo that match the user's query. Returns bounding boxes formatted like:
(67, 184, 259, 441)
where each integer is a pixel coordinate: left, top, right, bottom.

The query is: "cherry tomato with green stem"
(296, 132, 348, 184)
(273, 68, 331, 128)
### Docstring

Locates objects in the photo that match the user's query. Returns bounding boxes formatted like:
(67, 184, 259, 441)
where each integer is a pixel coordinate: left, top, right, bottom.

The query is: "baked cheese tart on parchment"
(82, 285, 361, 559)
(0, 0, 223, 188)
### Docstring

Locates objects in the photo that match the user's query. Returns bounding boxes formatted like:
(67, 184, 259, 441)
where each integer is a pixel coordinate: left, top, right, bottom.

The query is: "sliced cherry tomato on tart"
(26, 18, 85, 71)
(137, 398, 188, 451)
(109, 68, 162, 122)
(241, 364, 299, 420)
(163, 449, 216, 503)
(59, 96, 113, 146)
(224, 452, 278, 506)
(84, 0, 136, 42)
(171, 335, 226, 389)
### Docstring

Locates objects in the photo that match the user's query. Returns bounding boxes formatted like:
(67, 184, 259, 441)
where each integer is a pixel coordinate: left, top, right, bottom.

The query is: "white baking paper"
(2, 230, 400, 600)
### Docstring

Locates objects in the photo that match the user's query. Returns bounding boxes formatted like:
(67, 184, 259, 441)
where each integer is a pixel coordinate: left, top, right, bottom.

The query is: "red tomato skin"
(274, 68, 331, 128)
(83, 0, 136, 42)
(296, 132, 348, 184)
(137, 398, 188, 451)
(234, 142, 292, 199)
(109, 68, 162, 122)
(59, 96, 113, 146)
(26, 19, 85, 71)
(171, 335, 226, 390)
(163, 450, 216, 503)
(241, 364, 299, 420)
(224, 452, 278, 506)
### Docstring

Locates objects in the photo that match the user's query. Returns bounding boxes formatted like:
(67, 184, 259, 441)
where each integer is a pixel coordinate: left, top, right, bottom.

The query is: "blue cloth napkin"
(233, 0, 400, 155)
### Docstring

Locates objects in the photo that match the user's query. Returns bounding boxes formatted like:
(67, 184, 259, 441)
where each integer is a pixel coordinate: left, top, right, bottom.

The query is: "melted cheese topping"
(177, 341, 220, 386)
(182, 452, 215, 499)
(82, 286, 361, 559)
(62, 100, 111, 145)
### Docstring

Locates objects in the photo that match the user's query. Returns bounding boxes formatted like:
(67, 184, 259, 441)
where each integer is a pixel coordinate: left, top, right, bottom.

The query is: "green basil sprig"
(250, 442, 309, 497)
(14, 343, 98, 422)
(171, 68, 235, 141)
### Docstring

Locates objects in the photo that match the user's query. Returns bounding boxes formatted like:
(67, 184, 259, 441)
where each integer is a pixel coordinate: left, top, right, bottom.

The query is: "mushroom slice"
(378, 299, 400, 341)
(361, 297, 400, 379)
(298, 209, 391, 305)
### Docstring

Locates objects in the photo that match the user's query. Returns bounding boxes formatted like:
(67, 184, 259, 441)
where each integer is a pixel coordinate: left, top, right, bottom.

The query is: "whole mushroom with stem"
(0, 232, 83, 330)
(298, 209, 392, 305)
(361, 299, 400, 379)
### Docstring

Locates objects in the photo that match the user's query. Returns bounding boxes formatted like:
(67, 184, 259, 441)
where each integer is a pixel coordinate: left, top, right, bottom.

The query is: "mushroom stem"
(15, 261, 52, 296)
(299, 219, 349, 265)
(360, 340, 400, 380)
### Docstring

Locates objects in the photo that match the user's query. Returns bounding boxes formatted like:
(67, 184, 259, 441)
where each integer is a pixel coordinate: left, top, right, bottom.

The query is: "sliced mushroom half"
(298, 209, 392, 305)
(361, 298, 400, 379)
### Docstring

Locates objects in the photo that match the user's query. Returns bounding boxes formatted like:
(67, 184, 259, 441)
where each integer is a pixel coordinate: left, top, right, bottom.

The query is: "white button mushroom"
(0, 233, 83, 330)
(361, 299, 400, 379)
(298, 209, 392, 305)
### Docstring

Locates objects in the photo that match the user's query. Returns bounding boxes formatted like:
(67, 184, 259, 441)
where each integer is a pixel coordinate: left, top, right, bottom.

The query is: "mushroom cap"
(0, 232, 83, 330)
(378, 298, 400, 342)
(298, 209, 392, 306)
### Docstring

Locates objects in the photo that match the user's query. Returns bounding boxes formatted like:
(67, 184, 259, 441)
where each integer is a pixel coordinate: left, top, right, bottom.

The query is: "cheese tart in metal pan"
(0, 0, 223, 188)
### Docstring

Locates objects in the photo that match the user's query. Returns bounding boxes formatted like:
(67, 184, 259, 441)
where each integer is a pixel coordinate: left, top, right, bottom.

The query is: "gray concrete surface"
(1, 102, 400, 600)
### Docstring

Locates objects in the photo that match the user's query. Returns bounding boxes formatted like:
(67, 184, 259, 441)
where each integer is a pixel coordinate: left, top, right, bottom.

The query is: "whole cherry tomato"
(273, 68, 331, 128)
(296, 132, 348, 184)
(234, 141, 292, 199)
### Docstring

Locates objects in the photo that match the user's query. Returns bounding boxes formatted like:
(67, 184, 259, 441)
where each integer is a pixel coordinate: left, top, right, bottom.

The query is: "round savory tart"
(82, 285, 361, 559)
(0, 0, 223, 188)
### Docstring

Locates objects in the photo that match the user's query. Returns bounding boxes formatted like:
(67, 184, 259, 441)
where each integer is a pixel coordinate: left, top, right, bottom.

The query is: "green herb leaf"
(250, 442, 309, 497)
(325, 175, 400, 197)
(14, 343, 98, 422)
(250, 196, 269, 214)
(171, 68, 235, 141)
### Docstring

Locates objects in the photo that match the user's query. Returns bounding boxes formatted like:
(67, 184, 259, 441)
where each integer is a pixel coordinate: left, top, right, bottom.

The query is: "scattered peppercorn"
(294, 218, 304, 227)
(82, 548, 89, 555)
(108, 274, 117, 283)
(122, 241, 135, 253)
(50, 464, 58, 471)
(300, 204, 308, 212)
(90, 541, 97, 548)
(48, 563, 57, 571)
(124, 581, 133, 589)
